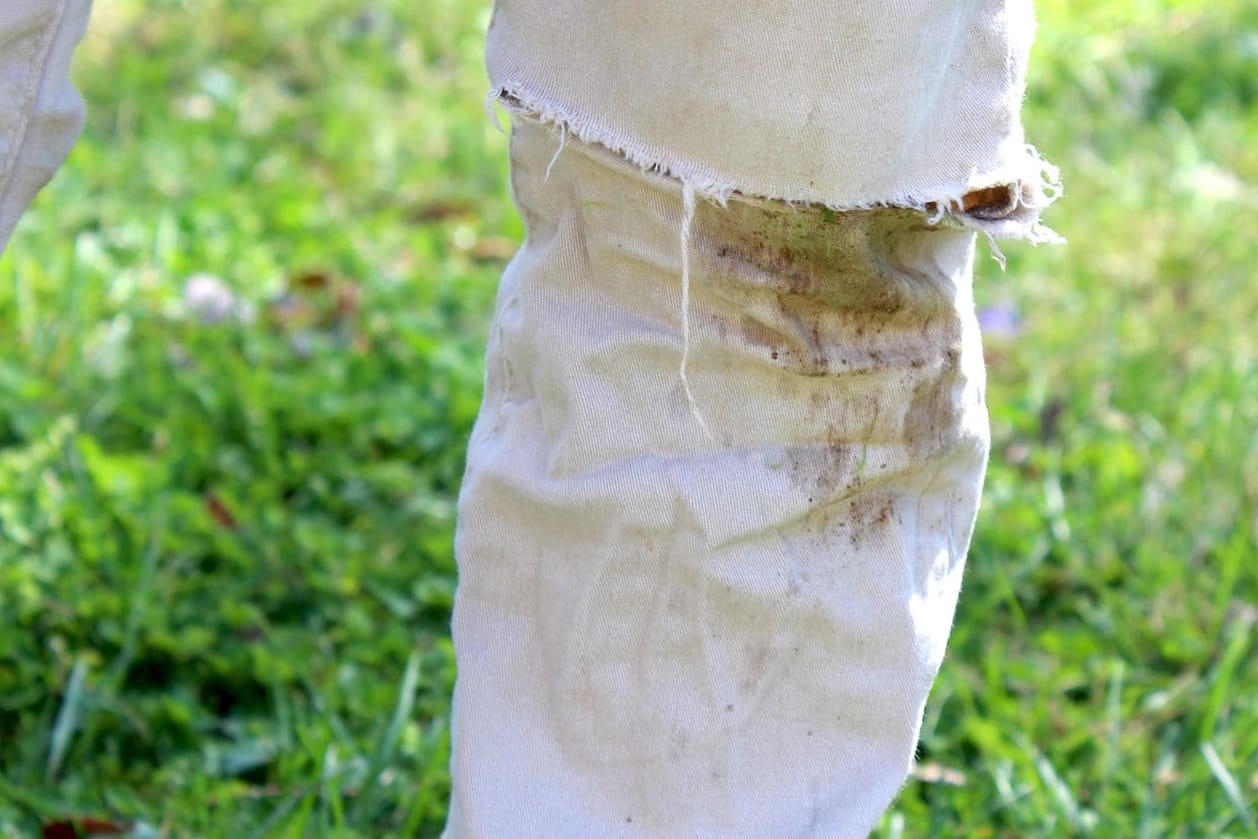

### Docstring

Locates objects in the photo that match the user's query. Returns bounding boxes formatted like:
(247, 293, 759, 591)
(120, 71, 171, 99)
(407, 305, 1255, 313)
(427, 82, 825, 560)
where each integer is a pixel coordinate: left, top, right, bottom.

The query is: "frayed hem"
(491, 85, 1063, 244)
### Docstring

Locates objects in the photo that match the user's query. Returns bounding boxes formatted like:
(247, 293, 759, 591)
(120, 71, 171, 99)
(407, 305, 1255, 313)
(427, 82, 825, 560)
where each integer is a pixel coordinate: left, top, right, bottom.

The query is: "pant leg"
(445, 117, 989, 838)
(0, 0, 92, 253)
(485, 0, 1059, 234)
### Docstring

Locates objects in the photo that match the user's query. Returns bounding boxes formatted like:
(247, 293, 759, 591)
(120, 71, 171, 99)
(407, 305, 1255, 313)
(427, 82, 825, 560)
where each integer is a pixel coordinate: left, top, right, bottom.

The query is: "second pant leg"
(0, 0, 92, 253)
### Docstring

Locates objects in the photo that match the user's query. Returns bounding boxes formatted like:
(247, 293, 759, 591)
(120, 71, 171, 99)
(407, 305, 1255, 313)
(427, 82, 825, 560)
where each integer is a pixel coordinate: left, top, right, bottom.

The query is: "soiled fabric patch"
(0, 0, 91, 252)
(446, 119, 990, 838)
(486, 0, 1060, 239)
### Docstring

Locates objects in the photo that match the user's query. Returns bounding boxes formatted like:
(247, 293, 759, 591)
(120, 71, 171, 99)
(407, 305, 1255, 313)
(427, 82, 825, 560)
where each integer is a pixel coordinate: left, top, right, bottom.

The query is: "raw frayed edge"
(490, 86, 1063, 243)
(947, 146, 1064, 267)
(494, 87, 736, 206)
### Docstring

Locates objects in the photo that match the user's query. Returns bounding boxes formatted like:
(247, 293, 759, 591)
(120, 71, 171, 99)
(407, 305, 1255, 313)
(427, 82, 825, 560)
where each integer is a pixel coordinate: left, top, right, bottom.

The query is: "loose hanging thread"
(545, 123, 567, 182)
(680, 182, 715, 444)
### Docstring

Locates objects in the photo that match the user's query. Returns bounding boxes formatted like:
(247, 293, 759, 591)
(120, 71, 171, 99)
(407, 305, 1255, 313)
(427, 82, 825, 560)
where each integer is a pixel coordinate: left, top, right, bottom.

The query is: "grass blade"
(1029, 741, 1084, 833)
(349, 648, 421, 822)
(46, 659, 88, 783)
(1199, 741, 1256, 830)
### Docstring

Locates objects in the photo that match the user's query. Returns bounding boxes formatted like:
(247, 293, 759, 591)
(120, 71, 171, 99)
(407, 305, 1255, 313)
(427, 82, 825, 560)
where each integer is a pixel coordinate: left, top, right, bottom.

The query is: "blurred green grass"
(1, 0, 1255, 836)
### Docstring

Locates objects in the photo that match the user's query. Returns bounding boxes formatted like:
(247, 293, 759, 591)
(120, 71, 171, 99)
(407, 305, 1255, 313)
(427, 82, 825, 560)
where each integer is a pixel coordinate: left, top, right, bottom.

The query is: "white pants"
(447, 117, 992, 837)
(0, 3, 1050, 834)
(0, 0, 90, 253)
(447, 1, 1066, 825)
(449, 2, 1060, 835)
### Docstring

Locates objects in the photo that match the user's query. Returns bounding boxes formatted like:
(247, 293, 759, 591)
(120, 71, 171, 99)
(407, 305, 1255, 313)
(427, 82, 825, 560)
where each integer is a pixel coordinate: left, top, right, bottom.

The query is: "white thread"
(484, 90, 506, 135)
(983, 230, 1007, 270)
(544, 124, 567, 182)
(680, 182, 715, 443)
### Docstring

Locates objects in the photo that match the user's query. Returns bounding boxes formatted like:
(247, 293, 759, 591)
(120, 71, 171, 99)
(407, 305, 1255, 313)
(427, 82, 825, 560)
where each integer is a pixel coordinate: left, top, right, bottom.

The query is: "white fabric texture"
(0, 0, 91, 253)
(446, 117, 991, 838)
(487, 0, 1058, 237)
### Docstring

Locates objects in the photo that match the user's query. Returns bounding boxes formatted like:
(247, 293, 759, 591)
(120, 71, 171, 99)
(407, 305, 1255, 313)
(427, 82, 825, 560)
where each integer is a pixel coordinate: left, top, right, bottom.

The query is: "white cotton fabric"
(0, 0, 91, 253)
(487, 0, 1052, 221)
(446, 118, 991, 838)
